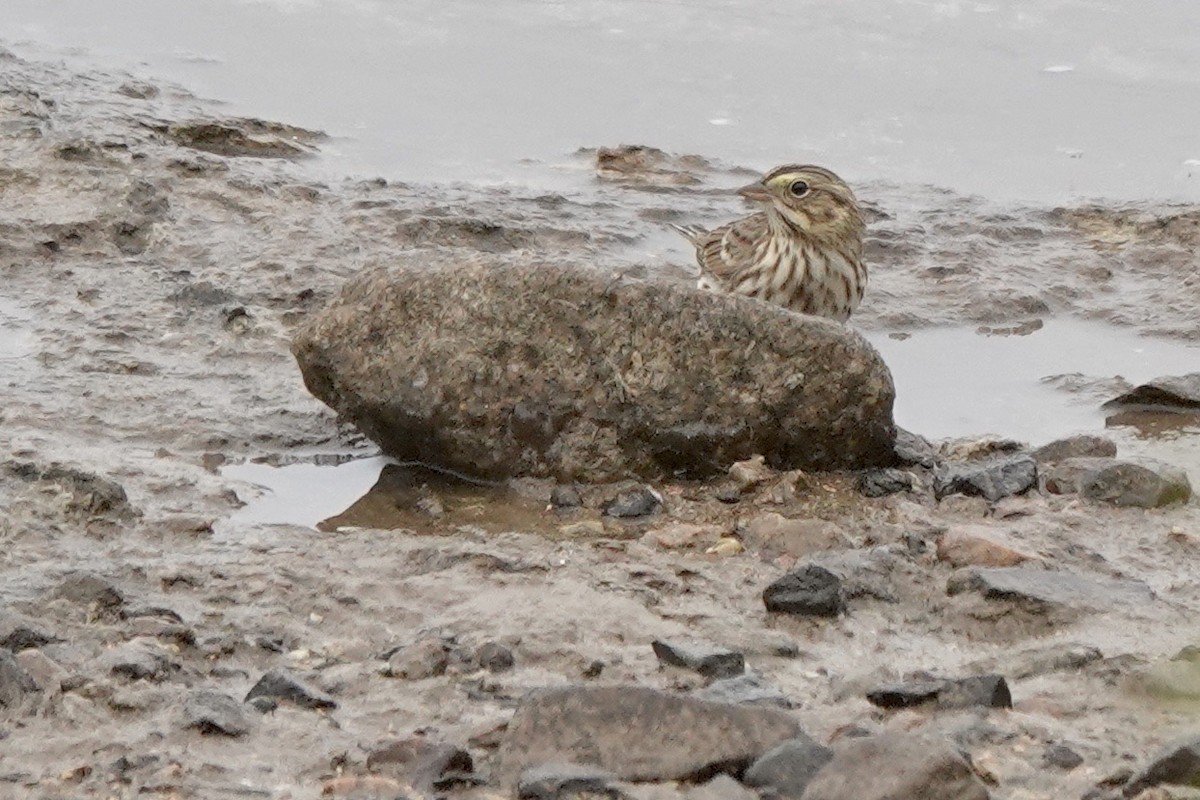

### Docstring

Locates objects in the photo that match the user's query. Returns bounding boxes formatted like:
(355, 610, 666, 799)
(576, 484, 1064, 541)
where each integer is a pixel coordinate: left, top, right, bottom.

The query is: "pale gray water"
(8, 0, 1200, 202)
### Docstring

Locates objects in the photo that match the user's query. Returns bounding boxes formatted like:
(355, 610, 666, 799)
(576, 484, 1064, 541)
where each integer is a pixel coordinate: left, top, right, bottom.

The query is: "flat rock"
(739, 513, 852, 559)
(244, 668, 337, 710)
(496, 685, 804, 788)
(51, 571, 126, 611)
(762, 565, 845, 617)
(936, 525, 1035, 568)
(651, 639, 745, 679)
(693, 672, 793, 708)
(743, 735, 835, 799)
(180, 690, 250, 736)
(1104, 373, 1200, 412)
(291, 262, 897, 482)
(934, 455, 1037, 502)
(947, 566, 1154, 611)
(1032, 434, 1117, 463)
(1123, 733, 1200, 797)
(367, 738, 473, 790)
(801, 733, 990, 800)
(867, 674, 1011, 710)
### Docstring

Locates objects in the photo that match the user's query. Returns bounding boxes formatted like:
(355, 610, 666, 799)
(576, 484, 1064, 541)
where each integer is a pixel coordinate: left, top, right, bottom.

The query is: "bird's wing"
(694, 213, 769, 285)
(669, 223, 709, 247)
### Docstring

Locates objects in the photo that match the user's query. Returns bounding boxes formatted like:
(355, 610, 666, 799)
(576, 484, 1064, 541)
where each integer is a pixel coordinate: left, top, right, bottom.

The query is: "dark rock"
(0, 611, 55, 652)
(51, 572, 126, 612)
(693, 672, 793, 708)
(602, 486, 662, 518)
(388, 636, 450, 679)
(947, 567, 1154, 611)
(1043, 743, 1084, 770)
(1031, 435, 1117, 463)
(476, 641, 515, 673)
(103, 637, 181, 681)
(743, 735, 835, 799)
(1104, 373, 1200, 412)
(582, 660, 604, 679)
(801, 733, 990, 800)
(651, 639, 745, 679)
(549, 484, 583, 509)
(868, 674, 1011, 710)
(247, 696, 278, 714)
(244, 669, 337, 710)
(180, 690, 249, 736)
(0, 649, 39, 707)
(367, 738, 474, 790)
(517, 762, 622, 800)
(934, 455, 1037, 502)
(856, 468, 914, 497)
(763, 565, 844, 617)
(291, 262, 897, 482)
(1079, 458, 1192, 508)
(1122, 733, 1200, 797)
(894, 427, 938, 468)
(496, 685, 804, 788)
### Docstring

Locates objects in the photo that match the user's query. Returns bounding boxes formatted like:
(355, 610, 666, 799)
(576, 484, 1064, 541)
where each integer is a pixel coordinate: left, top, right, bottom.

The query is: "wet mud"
(1, 47, 1199, 800)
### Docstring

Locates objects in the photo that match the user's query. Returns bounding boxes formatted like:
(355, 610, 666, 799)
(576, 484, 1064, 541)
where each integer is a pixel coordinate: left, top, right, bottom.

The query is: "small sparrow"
(673, 164, 866, 321)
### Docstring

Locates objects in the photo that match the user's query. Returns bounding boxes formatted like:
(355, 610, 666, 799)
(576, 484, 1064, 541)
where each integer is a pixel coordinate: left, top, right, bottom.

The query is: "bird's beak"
(736, 183, 772, 203)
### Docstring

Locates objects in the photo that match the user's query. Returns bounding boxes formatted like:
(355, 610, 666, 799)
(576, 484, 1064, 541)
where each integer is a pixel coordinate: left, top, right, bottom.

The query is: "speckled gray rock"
(801, 733, 990, 800)
(292, 262, 897, 482)
(934, 454, 1037, 502)
(496, 685, 804, 788)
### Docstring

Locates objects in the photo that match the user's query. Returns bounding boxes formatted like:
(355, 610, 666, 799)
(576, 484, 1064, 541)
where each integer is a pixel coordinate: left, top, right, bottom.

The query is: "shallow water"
(9, 0, 1200, 202)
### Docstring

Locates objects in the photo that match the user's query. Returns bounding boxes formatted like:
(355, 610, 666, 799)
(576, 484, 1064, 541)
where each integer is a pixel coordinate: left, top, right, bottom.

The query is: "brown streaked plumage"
(672, 164, 867, 322)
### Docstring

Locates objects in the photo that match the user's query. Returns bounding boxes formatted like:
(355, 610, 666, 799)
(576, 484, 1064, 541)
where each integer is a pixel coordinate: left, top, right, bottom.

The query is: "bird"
(672, 164, 867, 322)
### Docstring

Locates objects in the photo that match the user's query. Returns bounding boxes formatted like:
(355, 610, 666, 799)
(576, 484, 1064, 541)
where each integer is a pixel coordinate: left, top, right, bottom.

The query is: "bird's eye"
(789, 180, 810, 197)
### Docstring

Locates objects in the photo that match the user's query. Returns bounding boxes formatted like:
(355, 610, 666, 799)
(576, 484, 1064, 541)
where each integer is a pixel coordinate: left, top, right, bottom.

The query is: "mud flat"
(2, 49, 1200, 800)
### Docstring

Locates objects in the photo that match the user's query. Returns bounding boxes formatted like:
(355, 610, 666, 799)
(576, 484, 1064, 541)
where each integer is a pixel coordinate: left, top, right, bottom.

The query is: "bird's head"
(737, 164, 863, 242)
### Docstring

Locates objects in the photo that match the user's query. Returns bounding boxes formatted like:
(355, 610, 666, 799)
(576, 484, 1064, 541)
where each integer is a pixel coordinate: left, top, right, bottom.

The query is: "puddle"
(223, 457, 552, 534)
(8, 0, 1200, 202)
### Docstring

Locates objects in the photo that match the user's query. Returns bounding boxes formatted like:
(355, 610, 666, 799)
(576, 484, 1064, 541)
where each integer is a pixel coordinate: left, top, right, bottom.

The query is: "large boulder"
(292, 262, 896, 482)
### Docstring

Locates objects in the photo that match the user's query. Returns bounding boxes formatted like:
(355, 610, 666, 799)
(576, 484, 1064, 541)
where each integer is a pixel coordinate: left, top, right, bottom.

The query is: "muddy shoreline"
(2, 47, 1200, 799)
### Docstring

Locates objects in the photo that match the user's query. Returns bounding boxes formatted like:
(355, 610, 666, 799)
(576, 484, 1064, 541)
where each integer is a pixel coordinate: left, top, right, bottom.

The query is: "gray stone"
(51, 572, 126, 611)
(651, 639, 745, 679)
(947, 567, 1154, 611)
(1123, 733, 1200, 797)
(744, 735, 834, 798)
(476, 641, 515, 673)
(496, 685, 804, 788)
(549, 484, 583, 509)
(0, 649, 39, 707)
(894, 427, 937, 468)
(1041, 457, 1114, 495)
(693, 672, 793, 708)
(367, 738, 474, 790)
(763, 565, 845, 617)
(856, 468, 914, 497)
(934, 455, 1037, 502)
(103, 637, 181, 681)
(1079, 458, 1192, 508)
(291, 262, 897, 482)
(180, 690, 249, 736)
(603, 486, 662, 518)
(244, 668, 337, 710)
(868, 674, 1011, 710)
(388, 636, 450, 679)
(1031, 434, 1117, 463)
(1044, 743, 1084, 770)
(517, 763, 623, 800)
(0, 610, 55, 652)
(801, 733, 990, 800)
(1104, 373, 1200, 412)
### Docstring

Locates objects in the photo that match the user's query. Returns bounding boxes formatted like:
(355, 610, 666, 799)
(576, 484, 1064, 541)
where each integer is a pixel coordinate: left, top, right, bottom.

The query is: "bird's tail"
(669, 223, 707, 247)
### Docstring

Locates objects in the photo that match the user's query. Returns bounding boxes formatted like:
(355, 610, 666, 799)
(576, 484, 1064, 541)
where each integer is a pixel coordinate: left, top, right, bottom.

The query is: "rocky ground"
(2, 47, 1200, 800)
